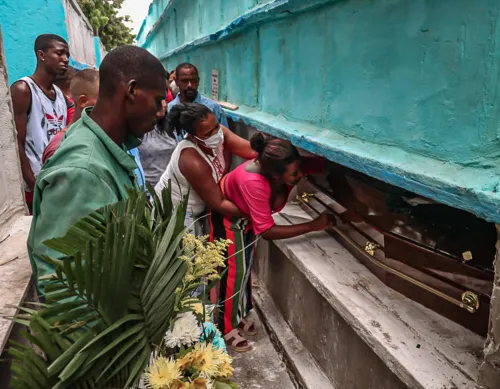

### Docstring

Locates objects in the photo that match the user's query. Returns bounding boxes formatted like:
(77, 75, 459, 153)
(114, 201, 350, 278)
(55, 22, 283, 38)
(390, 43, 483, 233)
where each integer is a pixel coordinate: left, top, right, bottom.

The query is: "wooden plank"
(219, 101, 239, 111)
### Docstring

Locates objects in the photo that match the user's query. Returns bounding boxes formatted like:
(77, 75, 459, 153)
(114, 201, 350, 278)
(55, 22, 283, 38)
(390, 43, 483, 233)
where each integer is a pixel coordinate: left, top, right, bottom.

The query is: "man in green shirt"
(27, 45, 167, 295)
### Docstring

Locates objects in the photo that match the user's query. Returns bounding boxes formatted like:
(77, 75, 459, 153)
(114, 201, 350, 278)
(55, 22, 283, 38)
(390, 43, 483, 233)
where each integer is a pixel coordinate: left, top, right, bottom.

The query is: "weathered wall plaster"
(64, 0, 97, 67)
(0, 30, 35, 382)
(138, 0, 500, 222)
(476, 225, 500, 389)
(0, 28, 26, 223)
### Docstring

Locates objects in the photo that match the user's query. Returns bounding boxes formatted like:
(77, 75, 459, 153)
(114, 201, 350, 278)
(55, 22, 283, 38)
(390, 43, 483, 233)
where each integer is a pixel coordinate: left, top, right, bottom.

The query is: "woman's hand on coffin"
(311, 212, 336, 231)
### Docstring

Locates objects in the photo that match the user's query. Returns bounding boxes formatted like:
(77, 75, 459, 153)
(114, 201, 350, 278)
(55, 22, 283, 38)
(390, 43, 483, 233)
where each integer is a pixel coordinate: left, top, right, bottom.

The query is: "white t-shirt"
(19, 77, 68, 187)
(155, 139, 225, 216)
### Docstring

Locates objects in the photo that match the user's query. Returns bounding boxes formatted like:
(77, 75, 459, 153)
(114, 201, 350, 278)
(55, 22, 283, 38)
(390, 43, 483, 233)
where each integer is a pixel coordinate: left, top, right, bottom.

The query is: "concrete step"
(229, 310, 297, 389)
(253, 281, 337, 389)
(253, 204, 485, 389)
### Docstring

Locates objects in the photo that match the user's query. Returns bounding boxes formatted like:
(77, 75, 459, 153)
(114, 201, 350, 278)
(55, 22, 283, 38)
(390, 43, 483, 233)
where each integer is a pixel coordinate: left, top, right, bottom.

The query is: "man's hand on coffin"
(311, 212, 336, 231)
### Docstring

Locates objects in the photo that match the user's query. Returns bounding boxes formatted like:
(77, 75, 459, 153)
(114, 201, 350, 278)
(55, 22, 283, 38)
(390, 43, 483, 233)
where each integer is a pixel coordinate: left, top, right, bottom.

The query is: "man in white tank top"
(10, 34, 72, 213)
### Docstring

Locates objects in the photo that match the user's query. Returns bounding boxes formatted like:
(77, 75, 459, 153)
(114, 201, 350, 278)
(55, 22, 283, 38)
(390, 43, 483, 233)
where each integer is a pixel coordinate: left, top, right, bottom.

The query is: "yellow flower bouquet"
(142, 233, 237, 389)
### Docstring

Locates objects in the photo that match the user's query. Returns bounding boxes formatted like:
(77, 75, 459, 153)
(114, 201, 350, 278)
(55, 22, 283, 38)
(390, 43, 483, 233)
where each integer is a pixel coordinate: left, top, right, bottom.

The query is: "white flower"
(164, 311, 202, 348)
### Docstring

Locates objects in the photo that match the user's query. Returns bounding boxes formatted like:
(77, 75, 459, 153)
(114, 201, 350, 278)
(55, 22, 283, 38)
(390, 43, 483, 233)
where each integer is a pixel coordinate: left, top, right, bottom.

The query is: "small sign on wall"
(211, 69, 219, 101)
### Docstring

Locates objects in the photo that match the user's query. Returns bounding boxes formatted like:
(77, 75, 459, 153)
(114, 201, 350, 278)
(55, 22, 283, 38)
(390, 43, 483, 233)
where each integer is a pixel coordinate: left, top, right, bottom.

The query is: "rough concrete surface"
(229, 311, 297, 389)
(0, 29, 27, 222)
(475, 224, 500, 389)
(63, 0, 97, 66)
(253, 280, 336, 389)
(0, 216, 33, 353)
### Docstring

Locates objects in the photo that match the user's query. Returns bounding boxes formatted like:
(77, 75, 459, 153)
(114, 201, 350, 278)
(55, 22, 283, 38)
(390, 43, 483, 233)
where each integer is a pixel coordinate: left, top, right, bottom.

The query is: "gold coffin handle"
(462, 291, 480, 313)
(296, 192, 481, 315)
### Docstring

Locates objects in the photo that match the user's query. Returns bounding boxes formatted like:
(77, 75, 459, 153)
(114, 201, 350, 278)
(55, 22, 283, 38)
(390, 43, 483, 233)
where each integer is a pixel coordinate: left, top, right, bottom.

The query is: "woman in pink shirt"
(210, 133, 334, 352)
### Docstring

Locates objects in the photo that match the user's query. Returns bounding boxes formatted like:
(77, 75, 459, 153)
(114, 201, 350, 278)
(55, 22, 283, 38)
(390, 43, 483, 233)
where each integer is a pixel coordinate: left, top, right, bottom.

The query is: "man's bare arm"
(11, 81, 35, 190)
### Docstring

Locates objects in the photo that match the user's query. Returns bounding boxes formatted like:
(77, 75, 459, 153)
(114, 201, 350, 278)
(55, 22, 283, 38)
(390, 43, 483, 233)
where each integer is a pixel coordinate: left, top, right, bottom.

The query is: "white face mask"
(195, 127, 224, 149)
(169, 80, 180, 96)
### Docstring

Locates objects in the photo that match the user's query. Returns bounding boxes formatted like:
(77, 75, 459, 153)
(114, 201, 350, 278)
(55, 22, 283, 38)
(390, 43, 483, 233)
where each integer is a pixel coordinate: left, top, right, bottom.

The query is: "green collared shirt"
(27, 108, 141, 295)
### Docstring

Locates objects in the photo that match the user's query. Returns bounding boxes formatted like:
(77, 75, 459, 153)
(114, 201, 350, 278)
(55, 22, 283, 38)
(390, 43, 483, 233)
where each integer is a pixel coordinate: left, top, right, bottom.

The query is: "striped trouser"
(210, 210, 256, 335)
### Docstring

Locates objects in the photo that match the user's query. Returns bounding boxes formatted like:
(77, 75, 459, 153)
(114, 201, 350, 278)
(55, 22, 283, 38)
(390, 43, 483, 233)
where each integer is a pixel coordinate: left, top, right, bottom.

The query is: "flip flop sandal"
(238, 318, 258, 336)
(224, 328, 252, 353)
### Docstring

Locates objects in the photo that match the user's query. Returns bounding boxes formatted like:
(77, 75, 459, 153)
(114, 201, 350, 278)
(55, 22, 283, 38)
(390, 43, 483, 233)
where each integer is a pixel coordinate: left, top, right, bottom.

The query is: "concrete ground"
(229, 311, 297, 389)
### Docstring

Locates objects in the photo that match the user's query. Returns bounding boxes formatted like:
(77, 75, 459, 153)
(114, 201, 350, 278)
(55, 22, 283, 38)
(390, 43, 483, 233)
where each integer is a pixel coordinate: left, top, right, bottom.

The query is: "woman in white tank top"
(155, 103, 256, 231)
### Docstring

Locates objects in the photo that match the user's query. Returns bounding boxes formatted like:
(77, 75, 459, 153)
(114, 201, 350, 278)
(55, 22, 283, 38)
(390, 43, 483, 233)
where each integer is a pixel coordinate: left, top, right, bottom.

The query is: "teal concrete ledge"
(227, 106, 500, 223)
(137, 0, 176, 46)
(152, 0, 335, 60)
(93, 37, 102, 66)
(69, 58, 89, 71)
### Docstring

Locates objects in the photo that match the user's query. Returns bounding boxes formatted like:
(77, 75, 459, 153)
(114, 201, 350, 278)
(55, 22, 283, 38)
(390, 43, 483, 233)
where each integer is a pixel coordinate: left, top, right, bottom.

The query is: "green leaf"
(105, 337, 149, 382)
(84, 239, 94, 305)
(63, 258, 75, 290)
(96, 330, 146, 381)
(79, 314, 143, 354)
(85, 323, 145, 366)
(215, 381, 236, 389)
(58, 349, 90, 382)
(74, 251, 85, 296)
(47, 331, 94, 376)
(124, 346, 150, 388)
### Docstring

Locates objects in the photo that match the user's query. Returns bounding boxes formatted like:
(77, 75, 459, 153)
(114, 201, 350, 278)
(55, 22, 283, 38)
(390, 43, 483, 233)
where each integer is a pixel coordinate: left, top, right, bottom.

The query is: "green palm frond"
(9, 182, 190, 389)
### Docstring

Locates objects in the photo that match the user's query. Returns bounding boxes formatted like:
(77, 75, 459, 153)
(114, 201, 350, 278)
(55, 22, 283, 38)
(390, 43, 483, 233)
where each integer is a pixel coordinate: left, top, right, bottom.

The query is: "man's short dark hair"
(34, 34, 68, 53)
(175, 63, 199, 78)
(70, 69, 100, 100)
(98, 45, 166, 98)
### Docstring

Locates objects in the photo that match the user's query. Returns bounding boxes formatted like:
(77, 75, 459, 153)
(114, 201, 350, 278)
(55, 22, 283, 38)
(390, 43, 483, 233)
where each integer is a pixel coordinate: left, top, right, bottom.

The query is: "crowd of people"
(15, 34, 334, 353)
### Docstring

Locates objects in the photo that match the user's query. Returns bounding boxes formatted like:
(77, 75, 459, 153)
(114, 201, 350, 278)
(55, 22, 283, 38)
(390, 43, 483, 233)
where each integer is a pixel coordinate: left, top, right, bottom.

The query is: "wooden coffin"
(296, 162, 495, 336)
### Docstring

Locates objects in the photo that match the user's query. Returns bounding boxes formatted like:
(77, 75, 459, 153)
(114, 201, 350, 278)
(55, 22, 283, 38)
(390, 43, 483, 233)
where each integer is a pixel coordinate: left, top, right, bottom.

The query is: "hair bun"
(250, 132, 267, 153)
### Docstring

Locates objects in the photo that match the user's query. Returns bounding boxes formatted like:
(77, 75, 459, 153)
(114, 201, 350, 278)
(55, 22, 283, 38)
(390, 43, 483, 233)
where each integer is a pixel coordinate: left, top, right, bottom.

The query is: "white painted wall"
(64, 0, 97, 67)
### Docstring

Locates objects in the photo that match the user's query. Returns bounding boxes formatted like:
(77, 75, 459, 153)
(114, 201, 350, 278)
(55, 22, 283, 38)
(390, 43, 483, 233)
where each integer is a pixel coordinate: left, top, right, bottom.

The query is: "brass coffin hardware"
(294, 195, 481, 315)
(461, 291, 480, 313)
(462, 251, 473, 261)
(364, 241, 380, 256)
(298, 192, 314, 203)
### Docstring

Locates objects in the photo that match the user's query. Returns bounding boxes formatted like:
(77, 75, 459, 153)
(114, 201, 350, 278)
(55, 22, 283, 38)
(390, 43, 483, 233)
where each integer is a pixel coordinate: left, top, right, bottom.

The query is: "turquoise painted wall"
(94, 37, 102, 67)
(0, 0, 103, 84)
(138, 0, 500, 222)
(0, 0, 68, 83)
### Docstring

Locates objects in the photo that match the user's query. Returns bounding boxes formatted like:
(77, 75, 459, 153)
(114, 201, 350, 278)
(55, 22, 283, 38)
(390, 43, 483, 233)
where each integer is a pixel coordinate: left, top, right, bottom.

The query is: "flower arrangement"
(142, 233, 237, 389)
(7, 184, 237, 389)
